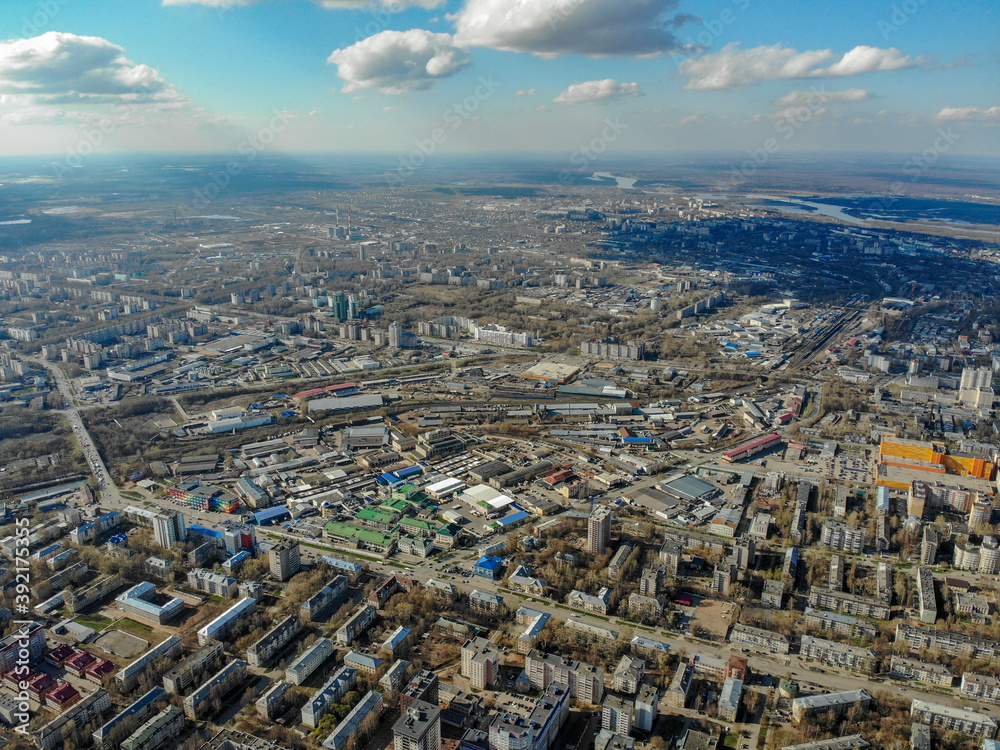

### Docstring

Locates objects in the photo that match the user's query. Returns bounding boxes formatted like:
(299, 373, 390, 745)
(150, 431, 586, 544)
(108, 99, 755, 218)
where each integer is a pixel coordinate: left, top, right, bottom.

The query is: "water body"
(738, 194, 869, 225)
(0, 219, 31, 225)
(588, 172, 638, 189)
(190, 215, 243, 221)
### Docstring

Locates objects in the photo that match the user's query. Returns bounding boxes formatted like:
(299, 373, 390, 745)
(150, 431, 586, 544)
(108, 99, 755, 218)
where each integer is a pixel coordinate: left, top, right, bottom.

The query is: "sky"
(0, 0, 998, 160)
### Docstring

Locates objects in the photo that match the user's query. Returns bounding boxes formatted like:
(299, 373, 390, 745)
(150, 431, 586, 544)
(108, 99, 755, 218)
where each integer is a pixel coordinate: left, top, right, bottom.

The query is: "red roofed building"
(45, 645, 78, 667)
(27, 673, 57, 700)
(64, 651, 97, 676)
(45, 683, 80, 711)
(721, 433, 782, 463)
(727, 655, 749, 682)
(84, 659, 116, 684)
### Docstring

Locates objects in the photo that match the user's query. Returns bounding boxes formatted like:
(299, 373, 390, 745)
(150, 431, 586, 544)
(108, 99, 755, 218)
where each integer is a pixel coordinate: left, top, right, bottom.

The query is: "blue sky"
(0, 0, 997, 157)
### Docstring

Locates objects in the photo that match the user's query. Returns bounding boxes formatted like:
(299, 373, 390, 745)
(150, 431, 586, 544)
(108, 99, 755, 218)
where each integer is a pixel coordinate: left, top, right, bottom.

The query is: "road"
(27, 357, 123, 504)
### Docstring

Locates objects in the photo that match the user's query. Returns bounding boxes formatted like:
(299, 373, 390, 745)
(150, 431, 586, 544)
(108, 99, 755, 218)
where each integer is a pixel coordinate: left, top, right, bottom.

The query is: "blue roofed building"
(472, 556, 504, 579)
(253, 506, 291, 525)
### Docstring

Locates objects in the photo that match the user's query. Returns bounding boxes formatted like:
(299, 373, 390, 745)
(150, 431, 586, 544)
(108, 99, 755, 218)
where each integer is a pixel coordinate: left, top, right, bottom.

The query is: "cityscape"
(1, 3, 1000, 750)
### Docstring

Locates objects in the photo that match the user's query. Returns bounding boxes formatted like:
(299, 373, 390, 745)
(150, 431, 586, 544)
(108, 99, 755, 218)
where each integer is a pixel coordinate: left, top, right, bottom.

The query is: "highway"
(27, 357, 123, 505)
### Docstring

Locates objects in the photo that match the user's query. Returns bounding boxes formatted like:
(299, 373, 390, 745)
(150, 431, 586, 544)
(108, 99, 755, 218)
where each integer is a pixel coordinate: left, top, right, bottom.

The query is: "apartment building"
(611, 656, 645, 694)
(286, 638, 335, 685)
(798, 636, 875, 671)
(895, 623, 1000, 659)
(802, 608, 877, 642)
(910, 699, 998, 739)
(791, 690, 871, 722)
(888, 657, 954, 687)
(186, 568, 238, 599)
(183, 661, 248, 721)
(916, 567, 938, 624)
(462, 637, 500, 690)
(163, 642, 224, 695)
(807, 587, 891, 620)
(246, 615, 302, 668)
(602, 694, 633, 736)
(728, 624, 791, 655)
(961, 673, 1000, 702)
(819, 520, 867, 554)
(336, 605, 377, 645)
(197, 597, 256, 645)
(524, 649, 605, 704)
(634, 684, 659, 732)
(302, 666, 357, 728)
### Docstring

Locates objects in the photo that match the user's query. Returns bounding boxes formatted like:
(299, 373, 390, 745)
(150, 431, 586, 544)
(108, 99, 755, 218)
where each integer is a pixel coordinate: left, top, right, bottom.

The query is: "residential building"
(524, 649, 604, 704)
(197, 597, 256, 645)
(120, 705, 184, 750)
(791, 690, 871, 722)
(287, 638, 335, 685)
(807, 587, 891, 620)
(302, 666, 357, 728)
(268, 541, 301, 581)
(718, 677, 743, 722)
(400, 670, 439, 714)
(321, 690, 383, 750)
(487, 681, 570, 750)
(336, 604, 377, 645)
(819, 520, 866, 554)
(152, 511, 186, 548)
(163, 642, 224, 695)
(246, 615, 302, 668)
(301, 576, 348, 621)
(729, 624, 791, 655)
(634, 684, 658, 732)
(798, 636, 875, 671)
(601, 694, 633, 736)
(393, 700, 441, 750)
(889, 657, 954, 686)
(895, 623, 1000, 659)
(780, 737, 870, 750)
(665, 663, 693, 708)
(588, 506, 612, 555)
(462, 637, 500, 690)
(802, 608, 877, 642)
(961, 673, 1000, 702)
(34, 689, 112, 750)
(187, 568, 238, 599)
(916, 567, 938, 624)
(611, 656, 645, 694)
(257, 680, 293, 722)
(910, 699, 998, 739)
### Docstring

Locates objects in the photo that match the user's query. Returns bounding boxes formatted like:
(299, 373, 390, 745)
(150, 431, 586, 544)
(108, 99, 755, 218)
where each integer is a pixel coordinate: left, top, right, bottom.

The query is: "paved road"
(28, 357, 123, 504)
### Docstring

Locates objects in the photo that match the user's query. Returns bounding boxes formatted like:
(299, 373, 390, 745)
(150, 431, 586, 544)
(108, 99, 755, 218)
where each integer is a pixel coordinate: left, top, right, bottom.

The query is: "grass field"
(73, 614, 114, 631)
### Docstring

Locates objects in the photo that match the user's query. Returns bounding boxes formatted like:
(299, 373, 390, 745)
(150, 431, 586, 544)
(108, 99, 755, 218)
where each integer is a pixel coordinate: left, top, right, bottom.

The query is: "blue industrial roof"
(498, 512, 529, 526)
(253, 505, 291, 524)
(188, 525, 221, 538)
(395, 465, 423, 478)
(474, 556, 503, 571)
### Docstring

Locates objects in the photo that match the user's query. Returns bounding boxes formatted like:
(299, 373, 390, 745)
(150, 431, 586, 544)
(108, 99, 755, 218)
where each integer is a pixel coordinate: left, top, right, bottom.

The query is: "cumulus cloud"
(164, 0, 443, 8)
(0, 32, 184, 106)
(936, 106, 1000, 122)
(328, 30, 470, 94)
(451, 0, 693, 57)
(554, 79, 642, 104)
(775, 88, 871, 106)
(514, 88, 536, 97)
(680, 43, 918, 90)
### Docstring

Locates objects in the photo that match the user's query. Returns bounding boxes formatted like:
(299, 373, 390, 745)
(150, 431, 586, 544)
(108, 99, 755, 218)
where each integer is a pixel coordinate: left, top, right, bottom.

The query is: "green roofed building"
(355, 507, 399, 531)
(323, 521, 398, 555)
(399, 517, 437, 538)
(379, 498, 411, 514)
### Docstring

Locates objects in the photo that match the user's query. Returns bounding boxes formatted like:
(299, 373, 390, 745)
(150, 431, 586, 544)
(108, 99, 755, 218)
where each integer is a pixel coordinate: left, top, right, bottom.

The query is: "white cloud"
(936, 106, 1000, 122)
(163, 0, 443, 8)
(0, 32, 184, 106)
(514, 88, 536, 97)
(451, 0, 692, 57)
(554, 79, 643, 104)
(328, 30, 470, 94)
(681, 43, 918, 90)
(775, 88, 871, 106)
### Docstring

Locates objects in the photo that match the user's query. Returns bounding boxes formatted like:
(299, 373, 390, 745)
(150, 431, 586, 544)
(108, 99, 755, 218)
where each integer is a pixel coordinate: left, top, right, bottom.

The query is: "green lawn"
(111, 618, 154, 636)
(73, 614, 114, 631)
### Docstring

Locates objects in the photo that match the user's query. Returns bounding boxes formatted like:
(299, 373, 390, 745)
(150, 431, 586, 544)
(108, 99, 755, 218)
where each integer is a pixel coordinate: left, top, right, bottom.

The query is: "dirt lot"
(690, 598, 737, 640)
(94, 629, 149, 658)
